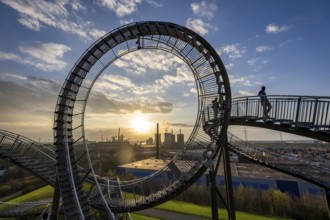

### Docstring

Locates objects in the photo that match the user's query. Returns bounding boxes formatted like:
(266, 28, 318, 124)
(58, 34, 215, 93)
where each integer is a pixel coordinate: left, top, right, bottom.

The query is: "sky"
(0, 0, 329, 142)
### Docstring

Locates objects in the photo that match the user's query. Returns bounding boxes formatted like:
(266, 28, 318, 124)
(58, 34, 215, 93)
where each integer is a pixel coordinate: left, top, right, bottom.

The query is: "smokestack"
(156, 123, 159, 159)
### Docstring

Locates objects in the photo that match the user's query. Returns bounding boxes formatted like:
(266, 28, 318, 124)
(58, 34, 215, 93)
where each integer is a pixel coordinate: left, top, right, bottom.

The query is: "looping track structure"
(53, 21, 231, 218)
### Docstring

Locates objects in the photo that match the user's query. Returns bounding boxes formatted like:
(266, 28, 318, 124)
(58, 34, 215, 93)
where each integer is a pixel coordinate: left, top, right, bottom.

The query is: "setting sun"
(131, 113, 152, 132)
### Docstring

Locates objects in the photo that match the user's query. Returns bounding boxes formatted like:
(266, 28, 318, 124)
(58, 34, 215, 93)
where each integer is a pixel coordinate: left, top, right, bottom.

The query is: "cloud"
(238, 90, 255, 96)
(247, 58, 259, 66)
(170, 123, 193, 128)
(19, 42, 71, 66)
(247, 57, 268, 67)
(265, 24, 289, 34)
(155, 65, 195, 89)
(229, 75, 245, 85)
(95, 0, 139, 17)
(0, 75, 63, 139)
(145, 0, 163, 7)
(256, 45, 273, 52)
(89, 28, 108, 39)
(0, 52, 21, 62)
(69, 0, 87, 11)
(113, 50, 184, 75)
(187, 1, 217, 35)
(104, 75, 136, 88)
(18, 15, 41, 31)
(0, 0, 106, 41)
(191, 1, 217, 20)
(0, 42, 71, 71)
(95, 60, 194, 98)
(229, 75, 257, 87)
(225, 63, 234, 69)
(0, 73, 28, 81)
(96, 0, 158, 17)
(0, 75, 61, 122)
(186, 18, 210, 36)
(190, 87, 197, 94)
(98, 74, 156, 96)
(120, 19, 134, 25)
(247, 57, 268, 73)
(87, 92, 174, 114)
(220, 44, 246, 59)
(28, 76, 61, 90)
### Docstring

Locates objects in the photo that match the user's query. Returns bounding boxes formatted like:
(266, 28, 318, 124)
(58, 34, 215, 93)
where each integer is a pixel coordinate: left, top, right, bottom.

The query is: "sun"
(131, 113, 152, 133)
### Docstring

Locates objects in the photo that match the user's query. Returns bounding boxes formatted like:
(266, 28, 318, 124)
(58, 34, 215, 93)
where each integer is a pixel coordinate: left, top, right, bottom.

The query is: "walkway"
(230, 95, 330, 142)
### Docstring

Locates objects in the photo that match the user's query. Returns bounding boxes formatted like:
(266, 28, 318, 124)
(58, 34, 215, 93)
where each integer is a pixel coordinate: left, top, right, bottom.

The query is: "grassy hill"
(4, 185, 292, 220)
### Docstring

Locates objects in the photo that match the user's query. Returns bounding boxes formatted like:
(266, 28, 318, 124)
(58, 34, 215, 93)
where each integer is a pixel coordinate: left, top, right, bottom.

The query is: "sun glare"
(131, 113, 152, 132)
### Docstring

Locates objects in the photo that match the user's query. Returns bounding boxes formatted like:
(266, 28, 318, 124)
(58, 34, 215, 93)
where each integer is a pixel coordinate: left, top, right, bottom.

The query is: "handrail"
(0, 129, 55, 161)
(0, 130, 56, 185)
(231, 95, 330, 132)
(234, 95, 330, 100)
(0, 199, 52, 217)
(63, 108, 85, 218)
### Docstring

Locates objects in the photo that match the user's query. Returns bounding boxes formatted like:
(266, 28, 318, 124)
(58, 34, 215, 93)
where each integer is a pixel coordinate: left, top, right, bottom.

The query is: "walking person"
(258, 86, 272, 117)
(212, 97, 219, 119)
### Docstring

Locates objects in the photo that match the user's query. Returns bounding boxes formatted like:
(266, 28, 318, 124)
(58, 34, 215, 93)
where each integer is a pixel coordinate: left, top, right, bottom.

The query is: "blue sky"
(0, 0, 329, 142)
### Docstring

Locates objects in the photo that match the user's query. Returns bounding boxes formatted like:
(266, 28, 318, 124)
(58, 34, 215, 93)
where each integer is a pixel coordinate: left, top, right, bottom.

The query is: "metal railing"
(0, 129, 56, 185)
(0, 199, 51, 217)
(231, 96, 330, 131)
(227, 132, 330, 189)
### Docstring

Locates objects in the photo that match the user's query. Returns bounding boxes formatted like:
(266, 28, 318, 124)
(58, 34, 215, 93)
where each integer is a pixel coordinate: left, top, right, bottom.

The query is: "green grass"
(3, 186, 292, 220)
(156, 200, 292, 220)
(130, 213, 162, 220)
(0, 185, 54, 212)
(8, 185, 54, 203)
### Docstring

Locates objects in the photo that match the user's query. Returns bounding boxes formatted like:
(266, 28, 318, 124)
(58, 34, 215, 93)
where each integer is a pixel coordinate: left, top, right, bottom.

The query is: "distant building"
(177, 129, 184, 148)
(163, 131, 175, 148)
(149, 130, 185, 148)
(170, 130, 175, 145)
(146, 138, 153, 145)
(118, 134, 124, 142)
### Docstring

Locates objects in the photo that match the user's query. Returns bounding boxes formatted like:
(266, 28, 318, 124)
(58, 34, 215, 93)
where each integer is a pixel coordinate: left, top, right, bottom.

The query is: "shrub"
(174, 184, 329, 220)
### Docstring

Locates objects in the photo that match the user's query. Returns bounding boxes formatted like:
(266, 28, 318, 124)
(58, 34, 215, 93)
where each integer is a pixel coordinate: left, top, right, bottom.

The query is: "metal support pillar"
(50, 177, 60, 220)
(222, 135, 236, 220)
(209, 165, 219, 220)
(210, 134, 236, 220)
(156, 123, 159, 159)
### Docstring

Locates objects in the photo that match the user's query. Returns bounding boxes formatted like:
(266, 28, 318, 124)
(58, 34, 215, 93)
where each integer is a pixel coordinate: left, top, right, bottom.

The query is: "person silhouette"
(258, 86, 272, 117)
(212, 97, 219, 119)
